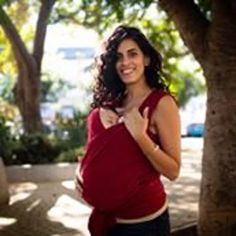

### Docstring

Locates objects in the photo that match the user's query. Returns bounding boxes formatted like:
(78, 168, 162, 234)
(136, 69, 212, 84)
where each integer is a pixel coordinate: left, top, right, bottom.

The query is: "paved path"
(0, 138, 203, 236)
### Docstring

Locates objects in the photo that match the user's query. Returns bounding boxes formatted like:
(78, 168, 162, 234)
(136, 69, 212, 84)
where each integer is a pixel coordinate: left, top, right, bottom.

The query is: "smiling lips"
(121, 68, 135, 76)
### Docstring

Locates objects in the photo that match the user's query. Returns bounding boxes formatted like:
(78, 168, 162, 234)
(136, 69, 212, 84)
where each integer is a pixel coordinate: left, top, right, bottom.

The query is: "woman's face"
(115, 38, 149, 85)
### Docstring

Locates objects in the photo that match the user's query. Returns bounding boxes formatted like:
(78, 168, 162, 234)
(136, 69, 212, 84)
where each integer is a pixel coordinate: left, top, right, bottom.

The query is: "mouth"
(120, 68, 134, 76)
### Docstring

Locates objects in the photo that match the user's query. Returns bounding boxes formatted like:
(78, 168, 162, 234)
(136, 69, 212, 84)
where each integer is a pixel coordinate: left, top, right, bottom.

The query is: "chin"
(121, 77, 138, 84)
(122, 81, 137, 86)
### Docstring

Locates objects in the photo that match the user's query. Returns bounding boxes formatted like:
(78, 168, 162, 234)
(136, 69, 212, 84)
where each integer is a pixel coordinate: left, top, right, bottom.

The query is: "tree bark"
(14, 60, 42, 133)
(199, 69, 236, 236)
(0, 158, 9, 205)
(33, 0, 56, 72)
(159, 0, 236, 235)
(199, 1, 236, 235)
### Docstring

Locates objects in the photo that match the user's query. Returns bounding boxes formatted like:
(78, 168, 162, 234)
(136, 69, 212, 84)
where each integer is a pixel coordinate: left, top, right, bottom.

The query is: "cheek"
(137, 59, 146, 71)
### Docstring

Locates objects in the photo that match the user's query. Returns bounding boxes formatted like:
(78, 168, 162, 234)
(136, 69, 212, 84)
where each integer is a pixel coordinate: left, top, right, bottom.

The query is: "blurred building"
(43, 25, 99, 113)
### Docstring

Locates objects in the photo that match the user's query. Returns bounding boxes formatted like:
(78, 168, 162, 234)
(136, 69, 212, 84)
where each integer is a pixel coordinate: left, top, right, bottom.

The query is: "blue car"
(186, 123, 204, 137)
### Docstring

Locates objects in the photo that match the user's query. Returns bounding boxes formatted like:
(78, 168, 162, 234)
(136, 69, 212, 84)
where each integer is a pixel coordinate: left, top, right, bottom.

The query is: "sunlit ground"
(47, 181, 91, 231)
(0, 137, 202, 236)
(0, 181, 91, 236)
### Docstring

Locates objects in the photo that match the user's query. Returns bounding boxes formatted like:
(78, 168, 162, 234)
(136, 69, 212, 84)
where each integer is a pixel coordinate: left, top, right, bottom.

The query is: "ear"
(144, 56, 150, 66)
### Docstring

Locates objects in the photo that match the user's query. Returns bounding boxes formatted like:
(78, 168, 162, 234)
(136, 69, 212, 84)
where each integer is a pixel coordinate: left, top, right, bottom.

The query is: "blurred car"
(186, 123, 204, 137)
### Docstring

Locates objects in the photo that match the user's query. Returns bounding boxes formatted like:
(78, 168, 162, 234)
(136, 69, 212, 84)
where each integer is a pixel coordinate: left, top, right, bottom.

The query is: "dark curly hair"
(91, 25, 169, 108)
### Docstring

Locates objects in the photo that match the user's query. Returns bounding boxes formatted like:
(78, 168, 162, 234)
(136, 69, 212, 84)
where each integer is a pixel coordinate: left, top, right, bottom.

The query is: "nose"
(120, 55, 130, 66)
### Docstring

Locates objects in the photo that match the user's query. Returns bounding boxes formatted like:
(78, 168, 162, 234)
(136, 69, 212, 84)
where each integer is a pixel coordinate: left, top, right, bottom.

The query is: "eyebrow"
(117, 48, 138, 55)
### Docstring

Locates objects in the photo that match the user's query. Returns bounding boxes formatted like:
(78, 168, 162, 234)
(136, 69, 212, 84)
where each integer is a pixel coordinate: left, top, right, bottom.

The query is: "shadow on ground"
(0, 181, 90, 236)
(164, 151, 201, 230)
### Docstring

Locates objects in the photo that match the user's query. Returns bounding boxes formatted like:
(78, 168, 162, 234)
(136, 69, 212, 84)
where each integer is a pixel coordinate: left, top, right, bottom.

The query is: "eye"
(129, 51, 138, 58)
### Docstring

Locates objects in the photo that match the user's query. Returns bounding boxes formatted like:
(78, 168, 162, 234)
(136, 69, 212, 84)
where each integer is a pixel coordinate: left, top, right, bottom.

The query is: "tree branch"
(159, 0, 210, 66)
(0, 6, 34, 69)
(33, 0, 56, 72)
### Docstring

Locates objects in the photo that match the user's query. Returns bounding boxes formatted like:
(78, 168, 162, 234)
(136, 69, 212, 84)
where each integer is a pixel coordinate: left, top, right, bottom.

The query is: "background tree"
(158, 1, 236, 235)
(0, 1, 34, 104)
(0, 0, 56, 133)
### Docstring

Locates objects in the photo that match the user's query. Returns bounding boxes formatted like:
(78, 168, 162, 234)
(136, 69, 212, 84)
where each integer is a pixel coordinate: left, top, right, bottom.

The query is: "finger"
(143, 107, 149, 120)
(118, 116, 124, 123)
(115, 107, 125, 115)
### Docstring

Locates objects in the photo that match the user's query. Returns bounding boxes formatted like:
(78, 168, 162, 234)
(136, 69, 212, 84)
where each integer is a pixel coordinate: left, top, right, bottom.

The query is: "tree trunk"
(15, 61, 42, 134)
(158, 1, 236, 235)
(0, 0, 55, 134)
(198, 3, 236, 234)
(199, 76, 236, 235)
(198, 52, 236, 236)
(0, 158, 9, 205)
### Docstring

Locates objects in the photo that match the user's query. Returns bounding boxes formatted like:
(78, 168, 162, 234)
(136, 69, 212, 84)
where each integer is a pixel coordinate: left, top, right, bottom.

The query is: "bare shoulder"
(155, 95, 179, 116)
(149, 95, 180, 136)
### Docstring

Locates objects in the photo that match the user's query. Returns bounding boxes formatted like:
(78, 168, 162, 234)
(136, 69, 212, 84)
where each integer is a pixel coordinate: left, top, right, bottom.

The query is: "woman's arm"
(124, 95, 181, 181)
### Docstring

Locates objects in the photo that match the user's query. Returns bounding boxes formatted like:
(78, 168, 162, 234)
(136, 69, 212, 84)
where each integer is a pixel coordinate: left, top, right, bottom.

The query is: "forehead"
(117, 38, 141, 53)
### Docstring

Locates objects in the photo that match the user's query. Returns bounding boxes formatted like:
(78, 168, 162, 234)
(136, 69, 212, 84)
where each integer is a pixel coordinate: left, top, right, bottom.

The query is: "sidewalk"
(0, 139, 202, 236)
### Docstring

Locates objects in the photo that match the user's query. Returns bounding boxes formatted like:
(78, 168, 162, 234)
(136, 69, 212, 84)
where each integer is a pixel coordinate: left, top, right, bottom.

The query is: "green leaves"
(0, 0, 14, 7)
(0, 73, 15, 102)
(0, 1, 33, 75)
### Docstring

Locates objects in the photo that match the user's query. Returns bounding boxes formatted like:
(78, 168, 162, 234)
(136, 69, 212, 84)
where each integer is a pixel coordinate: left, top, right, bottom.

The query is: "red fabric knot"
(88, 208, 116, 236)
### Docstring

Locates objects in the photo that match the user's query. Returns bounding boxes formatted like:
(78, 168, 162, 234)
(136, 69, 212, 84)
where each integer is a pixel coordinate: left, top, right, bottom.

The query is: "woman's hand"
(123, 106, 149, 141)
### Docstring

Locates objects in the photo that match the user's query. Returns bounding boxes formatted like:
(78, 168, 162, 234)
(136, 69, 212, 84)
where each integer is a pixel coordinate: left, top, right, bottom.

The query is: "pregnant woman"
(76, 25, 181, 236)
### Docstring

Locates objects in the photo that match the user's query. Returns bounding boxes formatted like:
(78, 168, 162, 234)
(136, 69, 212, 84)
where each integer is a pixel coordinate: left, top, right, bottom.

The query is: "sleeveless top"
(110, 89, 169, 219)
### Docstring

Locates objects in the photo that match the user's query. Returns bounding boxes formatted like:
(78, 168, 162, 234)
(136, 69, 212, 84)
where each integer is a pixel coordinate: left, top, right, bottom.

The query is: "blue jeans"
(107, 210, 170, 236)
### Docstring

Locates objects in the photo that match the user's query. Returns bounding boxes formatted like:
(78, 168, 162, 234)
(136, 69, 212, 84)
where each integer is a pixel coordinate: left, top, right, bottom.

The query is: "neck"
(125, 81, 151, 101)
